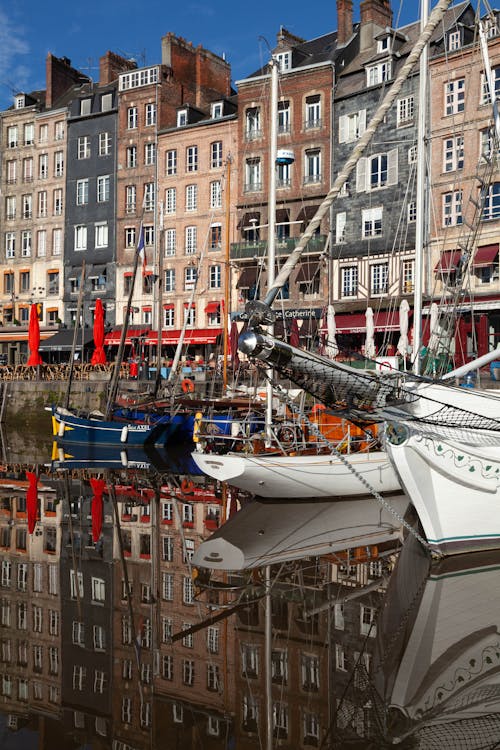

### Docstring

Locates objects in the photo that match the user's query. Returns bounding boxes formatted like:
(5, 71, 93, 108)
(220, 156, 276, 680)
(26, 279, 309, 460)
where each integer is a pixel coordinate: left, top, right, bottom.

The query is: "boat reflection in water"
(0, 438, 498, 749)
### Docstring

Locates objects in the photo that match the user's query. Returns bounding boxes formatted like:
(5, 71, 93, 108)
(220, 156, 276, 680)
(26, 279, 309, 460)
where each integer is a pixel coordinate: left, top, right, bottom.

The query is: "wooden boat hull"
(191, 449, 400, 498)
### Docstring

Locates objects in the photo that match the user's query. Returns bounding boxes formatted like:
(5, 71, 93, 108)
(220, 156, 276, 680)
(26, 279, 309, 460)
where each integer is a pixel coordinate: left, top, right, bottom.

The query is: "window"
(95, 223, 108, 249)
(183, 576, 194, 604)
(301, 654, 320, 690)
(5, 233, 15, 259)
(22, 194, 32, 218)
(20, 271, 30, 292)
(17, 602, 27, 630)
(7, 126, 18, 148)
(166, 149, 177, 175)
(162, 654, 173, 680)
(49, 565, 58, 595)
(209, 264, 221, 289)
(183, 659, 195, 685)
(144, 142, 156, 165)
(245, 158, 261, 192)
(367, 60, 392, 86)
(166, 187, 176, 214)
(76, 179, 89, 205)
(242, 644, 259, 677)
(186, 145, 198, 172)
(54, 120, 64, 140)
(80, 98, 91, 115)
(242, 694, 259, 731)
(177, 108, 187, 126)
(53, 188, 63, 215)
(184, 300, 196, 325)
(408, 200, 417, 222)
(370, 262, 389, 294)
(119, 66, 158, 91)
(164, 306, 174, 328)
(443, 135, 464, 172)
(210, 180, 222, 208)
(207, 663, 220, 691)
(127, 106, 138, 129)
(185, 226, 197, 254)
(271, 649, 288, 684)
(273, 702, 288, 738)
(165, 229, 176, 256)
(362, 207, 383, 238)
(277, 100, 291, 134)
(23, 158, 33, 182)
(211, 101, 223, 119)
(356, 149, 398, 191)
(245, 107, 261, 140)
(49, 647, 58, 675)
(78, 136, 90, 159)
(97, 175, 110, 203)
(75, 225, 87, 251)
(6, 160, 16, 184)
(54, 151, 63, 176)
(1, 561, 11, 588)
(445, 78, 465, 115)
(339, 109, 366, 142)
(334, 602, 345, 629)
(360, 605, 377, 636)
(378, 36, 390, 53)
(70, 570, 84, 599)
(275, 50, 291, 71)
(402, 259, 414, 293)
(39, 123, 48, 143)
(144, 182, 155, 211)
(335, 212, 346, 244)
(17, 564, 27, 591)
(303, 713, 320, 744)
(482, 183, 500, 220)
(340, 266, 358, 297)
(24, 122, 34, 146)
(480, 127, 500, 162)
(21, 229, 31, 258)
(276, 161, 291, 188)
(126, 185, 136, 213)
(165, 268, 175, 293)
(448, 28, 461, 51)
(162, 572, 174, 601)
(182, 624, 194, 649)
(121, 697, 131, 723)
(49, 610, 59, 636)
(207, 626, 219, 653)
(126, 145, 137, 168)
(211, 141, 223, 169)
(305, 94, 321, 129)
(397, 96, 415, 126)
(38, 154, 48, 179)
(210, 224, 222, 249)
(408, 145, 418, 164)
(186, 184, 198, 211)
(99, 132, 111, 155)
(52, 228, 62, 256)
(94, 669, 107, 693)
(145, 102, 156, 126)
(336, 643, 347, 671)
(304, 149, 321, 184)
(37, 191, 47, 217)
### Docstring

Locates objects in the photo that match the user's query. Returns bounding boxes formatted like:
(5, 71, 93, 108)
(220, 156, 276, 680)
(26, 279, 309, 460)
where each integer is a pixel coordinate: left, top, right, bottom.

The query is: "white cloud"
(0, 9, 30, 96)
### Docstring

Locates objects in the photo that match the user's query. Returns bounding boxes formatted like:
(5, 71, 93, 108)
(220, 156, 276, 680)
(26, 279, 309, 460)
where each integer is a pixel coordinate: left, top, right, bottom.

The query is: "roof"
(39, 328, 95, 351)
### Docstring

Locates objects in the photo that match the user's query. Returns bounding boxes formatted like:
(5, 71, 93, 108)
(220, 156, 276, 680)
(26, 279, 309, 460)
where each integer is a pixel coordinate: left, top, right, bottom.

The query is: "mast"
(223, 156, 232, 392)
(244, 0, 454, 328)
(265, 58, 278, 444)
(412, 0, 429, 375)
(64, 261, 86, 409)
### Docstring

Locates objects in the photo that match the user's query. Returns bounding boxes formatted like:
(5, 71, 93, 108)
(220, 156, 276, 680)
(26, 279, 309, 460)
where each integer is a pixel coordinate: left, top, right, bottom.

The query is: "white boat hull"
(192, 450, 400, 498)
(386, 429, 500, 555)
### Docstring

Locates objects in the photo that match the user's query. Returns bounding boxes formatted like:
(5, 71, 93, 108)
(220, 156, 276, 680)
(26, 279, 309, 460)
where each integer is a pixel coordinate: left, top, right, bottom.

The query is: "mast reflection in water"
(0, 441, 498, 749)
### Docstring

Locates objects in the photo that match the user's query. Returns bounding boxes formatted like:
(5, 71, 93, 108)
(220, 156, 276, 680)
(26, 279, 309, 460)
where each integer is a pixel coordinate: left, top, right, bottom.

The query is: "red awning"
(144, 328, 223, 346)
(473, 244, 499, 267)
(334, 311, 400, 334)
(142, 306, 152, 312)
(205, 301, 221, 314)
(434, 250, 461, 272)
(163, 303, 174, 310)
(184, 302, 196, 309)
(104, 327, 151, 345)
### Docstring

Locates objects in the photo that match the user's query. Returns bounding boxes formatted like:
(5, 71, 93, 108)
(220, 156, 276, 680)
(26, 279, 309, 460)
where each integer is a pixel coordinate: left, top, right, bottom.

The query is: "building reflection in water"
(0, 456, 497, 748)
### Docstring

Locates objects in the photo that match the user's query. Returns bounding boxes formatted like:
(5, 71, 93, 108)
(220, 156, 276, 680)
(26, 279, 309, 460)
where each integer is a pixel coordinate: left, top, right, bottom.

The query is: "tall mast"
(265, 58, 278, 444)
(412, 0, 429, 375)
(223, 156, 232, 392)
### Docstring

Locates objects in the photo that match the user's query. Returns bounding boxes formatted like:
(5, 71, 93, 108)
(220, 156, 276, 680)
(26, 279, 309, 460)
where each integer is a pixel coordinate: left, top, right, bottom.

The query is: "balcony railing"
(230, 235, 326, 260)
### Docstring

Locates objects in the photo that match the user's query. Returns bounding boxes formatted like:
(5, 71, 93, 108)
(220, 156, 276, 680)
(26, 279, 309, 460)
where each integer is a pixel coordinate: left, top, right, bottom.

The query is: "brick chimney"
(360, 0, 393, 51)
(46, 54, 89, 108)
(337, 0, 354, 46)
(99, 51, 137, 85)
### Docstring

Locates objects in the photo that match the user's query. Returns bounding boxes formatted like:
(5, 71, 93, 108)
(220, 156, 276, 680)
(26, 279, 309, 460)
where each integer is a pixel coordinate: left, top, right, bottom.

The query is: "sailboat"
(234, 5, 500, 556)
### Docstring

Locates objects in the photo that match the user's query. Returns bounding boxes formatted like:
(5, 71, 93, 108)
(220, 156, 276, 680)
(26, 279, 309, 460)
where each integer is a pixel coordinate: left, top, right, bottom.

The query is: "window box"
(121, 514, 132, 522)
(162, 518, 173, 525)
(140, 515, 150, 523)
(204, 518, 218, 530)
(140, 553, 151, 560)
(183, 521, 194, 529)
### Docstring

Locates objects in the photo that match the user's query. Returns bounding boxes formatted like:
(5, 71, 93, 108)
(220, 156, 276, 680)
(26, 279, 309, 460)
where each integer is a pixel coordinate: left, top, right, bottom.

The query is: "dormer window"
(366, 61, 392, 87)
(177, 109, 187, 127)
(211, 102, 223, 119)
(275, 51, 291, 72)
(447, 29, 461, 52)
(377, 37, 390, 54)
(15, 95, 25, 110)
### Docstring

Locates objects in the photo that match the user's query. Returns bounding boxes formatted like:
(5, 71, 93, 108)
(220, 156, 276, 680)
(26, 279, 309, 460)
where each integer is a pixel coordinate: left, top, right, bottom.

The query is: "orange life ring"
(181, 478, 195, 495)
(311, 403, 326, 415)
(181, 378, 195, 393)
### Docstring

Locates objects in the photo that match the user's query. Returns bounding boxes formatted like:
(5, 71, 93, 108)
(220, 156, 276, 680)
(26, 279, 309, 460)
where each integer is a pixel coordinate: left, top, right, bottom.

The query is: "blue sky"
(0, 0, 421, 109)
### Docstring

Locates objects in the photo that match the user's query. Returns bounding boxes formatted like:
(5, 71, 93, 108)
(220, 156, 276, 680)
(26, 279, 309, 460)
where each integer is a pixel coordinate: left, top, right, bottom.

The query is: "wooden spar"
(251, 0, 453, 321)
(223, 156, 232, 392)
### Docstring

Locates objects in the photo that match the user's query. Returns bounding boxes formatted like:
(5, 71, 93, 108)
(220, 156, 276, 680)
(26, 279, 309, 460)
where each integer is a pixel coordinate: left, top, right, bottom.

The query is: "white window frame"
(362, 207, 383, 238)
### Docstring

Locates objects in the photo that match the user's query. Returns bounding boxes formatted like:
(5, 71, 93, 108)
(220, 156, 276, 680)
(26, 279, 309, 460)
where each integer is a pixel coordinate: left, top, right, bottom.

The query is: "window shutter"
(387, 148, 398, 185)
(356, 158, 367, 193)
(339, 114, 347, 143)
(358, 109, 367, 137)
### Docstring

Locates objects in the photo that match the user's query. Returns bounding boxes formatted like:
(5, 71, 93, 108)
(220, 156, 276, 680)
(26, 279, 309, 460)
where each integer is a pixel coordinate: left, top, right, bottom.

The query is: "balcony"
(230, 235, 326, 261)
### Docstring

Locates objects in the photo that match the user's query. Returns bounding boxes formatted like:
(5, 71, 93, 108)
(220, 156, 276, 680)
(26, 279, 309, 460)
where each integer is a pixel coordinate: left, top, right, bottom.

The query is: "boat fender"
(58, 421, 65, 438)
(181, 478, 195, 495)
(193, 412, 203, 443)
(120, 426, 129, 443)
(182, 378, 195, 394)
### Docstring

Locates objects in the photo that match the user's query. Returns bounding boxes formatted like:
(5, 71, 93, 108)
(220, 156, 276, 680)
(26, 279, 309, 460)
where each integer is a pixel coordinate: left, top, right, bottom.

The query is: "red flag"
(26, 304, 42, 366)
(90, 478, 106, 542)
(26, 471, 38, 534)
(91, 299, 107, 365)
